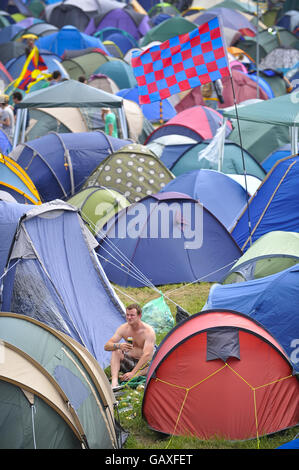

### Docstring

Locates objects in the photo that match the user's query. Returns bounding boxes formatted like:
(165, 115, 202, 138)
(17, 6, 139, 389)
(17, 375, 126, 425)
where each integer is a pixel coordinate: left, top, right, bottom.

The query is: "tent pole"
(229, 74, 253, 247)
(256, 1, 260, 99)
(13, 108, 22, 149)
(291, 126, 298, 155)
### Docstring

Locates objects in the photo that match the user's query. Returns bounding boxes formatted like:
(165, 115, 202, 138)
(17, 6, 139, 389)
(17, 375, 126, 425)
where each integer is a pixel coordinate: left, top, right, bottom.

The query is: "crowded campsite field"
(0, 0, 298, 452)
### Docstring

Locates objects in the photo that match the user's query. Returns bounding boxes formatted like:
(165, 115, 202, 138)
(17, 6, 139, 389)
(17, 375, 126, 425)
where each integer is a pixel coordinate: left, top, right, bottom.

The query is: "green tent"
(0, 312, 118, 449)
(83, 143, 174, 203)
(139, 16, 197, 47)
(222, 231, 299, 284)
(95, 59, 137, 90)
(13, 79, 128, 147)
(223, 93, 299, 162)
(61, 51, 114, 80)
(170, 140, 266, 180)
(235, 27, 299, 62)
(68, 186, 130, 236)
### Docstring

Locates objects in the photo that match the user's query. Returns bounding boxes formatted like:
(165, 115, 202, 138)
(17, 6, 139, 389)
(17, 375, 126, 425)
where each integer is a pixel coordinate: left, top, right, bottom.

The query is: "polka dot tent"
(82, 144, 174, 203)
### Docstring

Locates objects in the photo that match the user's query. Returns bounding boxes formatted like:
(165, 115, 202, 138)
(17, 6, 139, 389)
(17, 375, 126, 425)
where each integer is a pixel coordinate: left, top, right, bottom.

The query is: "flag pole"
(159, 100, 163, 125)
(229, 74, 253, 248)
(256, 1, 260, 99)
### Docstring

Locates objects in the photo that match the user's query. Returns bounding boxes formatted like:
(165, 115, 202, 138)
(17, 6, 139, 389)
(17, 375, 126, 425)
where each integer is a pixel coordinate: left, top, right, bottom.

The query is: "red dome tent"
(142, 310, 299, 442)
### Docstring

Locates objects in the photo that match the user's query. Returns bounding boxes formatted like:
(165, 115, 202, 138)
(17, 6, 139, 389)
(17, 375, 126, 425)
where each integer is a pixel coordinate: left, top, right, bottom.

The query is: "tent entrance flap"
(206, 327, 240, 362)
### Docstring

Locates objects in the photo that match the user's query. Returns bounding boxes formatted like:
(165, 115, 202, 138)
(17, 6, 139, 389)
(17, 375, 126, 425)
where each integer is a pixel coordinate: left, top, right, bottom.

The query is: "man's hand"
(120, 371, 134, 382)
(119, 342, 133, 352)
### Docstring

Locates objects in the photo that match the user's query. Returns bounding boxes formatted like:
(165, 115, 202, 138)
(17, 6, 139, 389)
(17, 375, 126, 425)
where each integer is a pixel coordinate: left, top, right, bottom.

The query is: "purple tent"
(85, 7, 150, 40)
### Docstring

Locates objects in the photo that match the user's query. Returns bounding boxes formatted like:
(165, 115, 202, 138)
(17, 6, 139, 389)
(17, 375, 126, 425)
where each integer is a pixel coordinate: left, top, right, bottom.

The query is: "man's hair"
(126, 304, 142, 316)
(78, 75, 87, 83)
(12, 91, 23, 101)
(52, 70, 62, 80)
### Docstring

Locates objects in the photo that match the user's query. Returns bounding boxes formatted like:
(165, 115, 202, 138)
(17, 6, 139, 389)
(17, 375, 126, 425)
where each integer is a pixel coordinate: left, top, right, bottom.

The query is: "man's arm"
(104, 325, 132, 352)
(121, 330, 156, 381)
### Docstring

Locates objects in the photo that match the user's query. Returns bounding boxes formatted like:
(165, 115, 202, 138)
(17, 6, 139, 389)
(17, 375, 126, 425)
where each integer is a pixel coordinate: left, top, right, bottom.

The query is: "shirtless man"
(104, 304, 156, 390)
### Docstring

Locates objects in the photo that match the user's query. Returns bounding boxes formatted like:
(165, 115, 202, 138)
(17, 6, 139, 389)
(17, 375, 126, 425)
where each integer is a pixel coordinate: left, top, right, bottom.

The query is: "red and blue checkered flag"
(131, 17, 231, 105)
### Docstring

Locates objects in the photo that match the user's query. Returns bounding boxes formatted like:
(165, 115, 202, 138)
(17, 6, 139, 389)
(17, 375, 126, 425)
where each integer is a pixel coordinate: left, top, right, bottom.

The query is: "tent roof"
(17, 79, 123, 109)
(223, 92, 299, 127)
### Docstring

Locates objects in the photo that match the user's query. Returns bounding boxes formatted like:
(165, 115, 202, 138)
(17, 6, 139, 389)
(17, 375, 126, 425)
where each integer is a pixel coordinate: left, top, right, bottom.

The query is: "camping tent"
(13, 80, 129, 147)
(223, 93, 299, 159)
(204, 264, 299, 375)
(230, 154, 299, 251)
(83, 143, 174, 204)
(174, 68, 269, 112)
(96, 192, 242, 287)
(0, 200, 126, 369)
(222, 231, 299, 283)
(145, 106, 233, 144)
(160, 169, 250, 230)
(0, 153, 41, 205)
(35, 25, 109, 57)
(0, 312, 118, 449)
(9, 131, 131, 202)
(142, 309, 299, 440)
(163, 140, 266, 180)
(68, 186, 130, 235)
(61, 50, 112, 80)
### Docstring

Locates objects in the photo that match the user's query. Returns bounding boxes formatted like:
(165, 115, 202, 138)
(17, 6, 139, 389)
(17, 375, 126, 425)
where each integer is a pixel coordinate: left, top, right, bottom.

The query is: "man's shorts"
(120, 352, 139, 374)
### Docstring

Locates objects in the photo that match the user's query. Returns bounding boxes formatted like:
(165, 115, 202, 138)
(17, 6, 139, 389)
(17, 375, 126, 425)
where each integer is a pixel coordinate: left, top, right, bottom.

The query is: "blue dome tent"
(10, 131, 131, 202)
(35, 25, 110, 57)
(160, 169, 250, 230)
(0, 200, 126, 369)
(96, 192, 242, 287)
(231, 154, 299, 252)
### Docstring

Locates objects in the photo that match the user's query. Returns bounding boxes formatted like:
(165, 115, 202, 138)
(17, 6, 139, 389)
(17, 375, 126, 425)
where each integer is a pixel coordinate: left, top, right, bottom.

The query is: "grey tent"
(13, 79, 128, 147)
(0, 312, 118, 449)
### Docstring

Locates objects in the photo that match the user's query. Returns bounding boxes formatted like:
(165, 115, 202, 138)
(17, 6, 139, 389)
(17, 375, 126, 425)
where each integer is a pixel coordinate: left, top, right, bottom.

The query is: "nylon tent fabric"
(223, 95, 296, 164)
(12, 80, 129, 144)
(234, 27, 299, 62)
(223, 231, 299, 284)
(35, 25, 109, 57)
(88, 73, 120, 95)
(231, 154, 299, 251)
(0, 129, 12, 155)
(95, 60, 137, 90)
(0, 200, 32, 278)
(46, 4, 91, 32)
(139, 16, 198, 47)
(0, 153, 41, 205)
(0, 41, 26, 66)
(262, 144, 297, 172)
(164, 140, 266, 180)
(145, 106, 233, 144)
(191, 7, 257, 37)
(1, 200, 126, 369)
(142, 309, 299, 440)
(84, 6, 150, 40)
(0, 312, 118, 449)
(83, 143, 174, 204)
(248, 69, 290, 97)
(0, 23, 24, 43)
(204, 265, 299, 375)
(96, 192, 242, 287)
(24, 107, 89, 142)
(160, 169, 249, 230)
(259, 48, 299, 73)
(16, 22, 59, 40)
(174, 68, 269, 113)
(68, 186, 130, 235)
(9, 131, 131, 202)
(0, 344, 84, 449)
(94, 27, 139, 54)
(61, 51, 112, 80)
(276, 10, 299, 35)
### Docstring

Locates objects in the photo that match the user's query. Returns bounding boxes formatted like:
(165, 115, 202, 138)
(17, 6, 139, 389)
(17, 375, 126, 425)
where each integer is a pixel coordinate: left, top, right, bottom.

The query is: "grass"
(108, 281, 299, 450)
